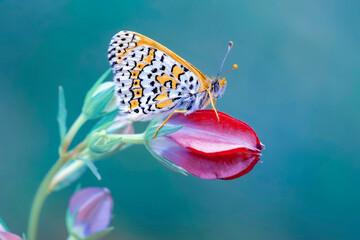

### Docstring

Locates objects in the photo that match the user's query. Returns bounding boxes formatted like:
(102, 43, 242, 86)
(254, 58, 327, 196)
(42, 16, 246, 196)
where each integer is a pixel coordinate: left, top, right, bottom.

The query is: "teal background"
(0, 0, 359, 239)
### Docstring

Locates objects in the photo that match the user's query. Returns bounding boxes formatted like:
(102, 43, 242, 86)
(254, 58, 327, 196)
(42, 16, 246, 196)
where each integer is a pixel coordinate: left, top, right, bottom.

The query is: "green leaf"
(76, 158, 102, 181)
(0, 217, 9, 231)
(144, 124, 184, 140)
(22, 233, 27, 240)
(57, 86, 67, 145)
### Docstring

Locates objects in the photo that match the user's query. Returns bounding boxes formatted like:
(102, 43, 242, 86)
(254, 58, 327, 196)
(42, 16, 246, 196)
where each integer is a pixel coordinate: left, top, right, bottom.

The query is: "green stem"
(27, 113, 144, 240)
(49, 133, 145, 191)
(27, 157, 67, 240)
(28, 114, 87, 240)
(62, 113, 87, 155)
(108, 133, 145, 145)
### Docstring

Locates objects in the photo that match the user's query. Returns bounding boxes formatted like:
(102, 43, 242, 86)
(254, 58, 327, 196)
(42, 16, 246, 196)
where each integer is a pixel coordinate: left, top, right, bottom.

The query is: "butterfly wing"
(108, 31, 211, 121)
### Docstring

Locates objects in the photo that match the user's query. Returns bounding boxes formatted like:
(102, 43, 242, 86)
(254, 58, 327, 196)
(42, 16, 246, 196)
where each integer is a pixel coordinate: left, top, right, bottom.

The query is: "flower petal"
(149, 137, 261, 180)
(83, 194, 113, 237)
(165, 110, 264, 155)
(69, 187, 113, 238)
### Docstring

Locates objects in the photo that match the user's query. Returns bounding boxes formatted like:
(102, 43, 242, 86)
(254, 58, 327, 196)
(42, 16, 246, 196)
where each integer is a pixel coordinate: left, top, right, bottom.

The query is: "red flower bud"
(147, 110, 264, 180)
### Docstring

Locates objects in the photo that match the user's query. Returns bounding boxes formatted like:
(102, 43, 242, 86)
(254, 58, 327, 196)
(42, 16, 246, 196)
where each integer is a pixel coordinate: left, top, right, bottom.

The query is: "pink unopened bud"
(68, 187, 113, 239)
(147, 110, 264, 180)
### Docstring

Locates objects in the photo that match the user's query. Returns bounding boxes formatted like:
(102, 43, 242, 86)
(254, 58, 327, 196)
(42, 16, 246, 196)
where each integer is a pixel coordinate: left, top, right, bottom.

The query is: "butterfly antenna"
(219, 64, 238, 77)
(216, 41, 233, 80)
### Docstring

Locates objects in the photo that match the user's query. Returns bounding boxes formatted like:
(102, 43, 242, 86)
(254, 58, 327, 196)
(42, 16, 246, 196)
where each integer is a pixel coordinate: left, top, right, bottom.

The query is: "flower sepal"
(67, 209, 114, 240)
(143, 119, 188, 175)
(67, 227, 114, 240)
(144, 119, 184, 140)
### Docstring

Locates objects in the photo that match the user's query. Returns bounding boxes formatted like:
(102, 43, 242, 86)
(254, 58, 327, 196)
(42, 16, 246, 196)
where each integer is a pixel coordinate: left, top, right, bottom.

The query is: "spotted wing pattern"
(108, 31, 210, 121)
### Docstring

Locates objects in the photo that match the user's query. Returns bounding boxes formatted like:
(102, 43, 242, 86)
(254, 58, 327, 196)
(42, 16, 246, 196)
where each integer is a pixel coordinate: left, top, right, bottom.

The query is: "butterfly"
(108, 30, 236, 137)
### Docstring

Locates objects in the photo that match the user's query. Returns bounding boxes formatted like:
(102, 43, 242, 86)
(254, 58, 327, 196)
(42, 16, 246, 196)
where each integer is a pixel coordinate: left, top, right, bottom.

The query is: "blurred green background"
(0, 0, 359, 239)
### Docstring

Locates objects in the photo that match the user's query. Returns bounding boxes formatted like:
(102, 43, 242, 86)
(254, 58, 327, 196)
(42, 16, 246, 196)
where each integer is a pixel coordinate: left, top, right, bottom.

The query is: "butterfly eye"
(213, 80, 220, 93)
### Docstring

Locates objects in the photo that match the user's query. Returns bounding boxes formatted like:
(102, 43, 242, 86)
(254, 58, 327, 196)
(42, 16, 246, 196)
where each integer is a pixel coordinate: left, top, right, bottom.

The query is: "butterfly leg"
(207, 89, 220, 121)
(153, 110, 188, 138)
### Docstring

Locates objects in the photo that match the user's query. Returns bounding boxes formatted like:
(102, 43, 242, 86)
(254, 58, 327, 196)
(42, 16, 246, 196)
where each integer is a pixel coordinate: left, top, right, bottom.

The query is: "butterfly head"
(211, 63, 237, 98)
(211, 41, 237, 99)
(211, 77, 227, 99)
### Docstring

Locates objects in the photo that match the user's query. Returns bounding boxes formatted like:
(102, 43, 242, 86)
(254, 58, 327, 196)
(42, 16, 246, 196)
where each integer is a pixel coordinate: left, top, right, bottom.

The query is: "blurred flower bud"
(82, 69, 118, 119)
(0, 218, 22, 240)
(67, 187, 113, 240)
(83, 81, 117, 119)
(87, 130, 122, 154)
(87, 116, 134, 155)
(146, 110, 264, 180)
(50, 160, 87, 192)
